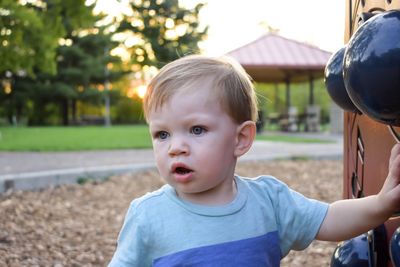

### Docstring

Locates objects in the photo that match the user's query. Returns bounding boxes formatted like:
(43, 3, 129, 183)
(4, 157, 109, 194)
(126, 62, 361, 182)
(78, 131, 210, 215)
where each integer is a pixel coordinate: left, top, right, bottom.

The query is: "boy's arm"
(108, 202, 150, 266)
(316, 143, 400, 242)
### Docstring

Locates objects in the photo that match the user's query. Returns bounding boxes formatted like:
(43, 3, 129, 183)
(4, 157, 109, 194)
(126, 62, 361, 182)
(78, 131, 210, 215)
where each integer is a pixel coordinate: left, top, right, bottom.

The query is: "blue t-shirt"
(108, 175, 328, 266)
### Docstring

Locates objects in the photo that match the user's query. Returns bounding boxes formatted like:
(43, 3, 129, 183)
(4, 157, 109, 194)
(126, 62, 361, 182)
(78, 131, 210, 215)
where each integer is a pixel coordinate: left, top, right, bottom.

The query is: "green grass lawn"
(256, 134, 333, 144)
(0, 126, 332, 151)
(0, 125, 152, 151)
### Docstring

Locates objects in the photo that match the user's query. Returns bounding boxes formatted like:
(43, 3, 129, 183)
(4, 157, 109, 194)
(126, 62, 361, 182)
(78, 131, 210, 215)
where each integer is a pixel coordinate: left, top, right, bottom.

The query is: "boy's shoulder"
(238, 175, 293, 200)
(239, 174, 288, 189)
(130, 185, 170, 211)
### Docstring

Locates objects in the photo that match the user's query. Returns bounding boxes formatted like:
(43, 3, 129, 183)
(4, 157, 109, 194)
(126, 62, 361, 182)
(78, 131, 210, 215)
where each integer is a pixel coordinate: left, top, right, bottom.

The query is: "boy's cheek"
(152, 141, 163, 150)
(153, 144, 169, 159)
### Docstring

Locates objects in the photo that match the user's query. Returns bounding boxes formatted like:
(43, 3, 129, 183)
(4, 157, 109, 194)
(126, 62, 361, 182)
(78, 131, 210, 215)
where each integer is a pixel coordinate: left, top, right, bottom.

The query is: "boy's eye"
(156, 131, 169, 140)
(191, 126, 206, 135)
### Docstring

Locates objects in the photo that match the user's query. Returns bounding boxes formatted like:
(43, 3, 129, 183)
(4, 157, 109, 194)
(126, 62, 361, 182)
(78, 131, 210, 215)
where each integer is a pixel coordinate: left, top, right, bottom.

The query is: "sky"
(181, 0, 346, 56)
(94, 0, 346, 55)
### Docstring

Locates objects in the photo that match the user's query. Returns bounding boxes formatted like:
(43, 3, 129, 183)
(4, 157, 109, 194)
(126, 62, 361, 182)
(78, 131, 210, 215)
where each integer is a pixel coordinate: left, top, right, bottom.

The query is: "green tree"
(118, 0, 207, 69)
(0, 0, 96, 125)
(1, 0, 207, 125)
(19, 28, 124, 126)
(0, 0, 94, 76)
(0, 0, 58, 76)
(53, 30, 124, 125)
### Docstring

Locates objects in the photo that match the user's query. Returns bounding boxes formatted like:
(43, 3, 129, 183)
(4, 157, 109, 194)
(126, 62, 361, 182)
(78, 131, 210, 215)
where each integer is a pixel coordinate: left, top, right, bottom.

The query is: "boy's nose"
(168, 136, 189, 156)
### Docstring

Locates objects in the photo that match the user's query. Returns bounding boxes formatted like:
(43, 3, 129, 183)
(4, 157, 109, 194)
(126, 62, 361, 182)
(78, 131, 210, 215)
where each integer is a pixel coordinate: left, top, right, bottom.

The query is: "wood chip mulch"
(0, 159, 342, 266)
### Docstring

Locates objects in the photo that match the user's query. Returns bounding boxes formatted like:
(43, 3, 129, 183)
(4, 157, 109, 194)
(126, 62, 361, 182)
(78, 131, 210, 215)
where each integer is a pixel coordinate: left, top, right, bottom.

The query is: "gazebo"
(227, 33, 332, 131)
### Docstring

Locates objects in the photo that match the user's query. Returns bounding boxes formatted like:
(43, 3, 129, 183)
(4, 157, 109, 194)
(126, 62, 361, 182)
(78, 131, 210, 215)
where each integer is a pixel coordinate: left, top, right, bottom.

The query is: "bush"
(114, 96, 145, 124)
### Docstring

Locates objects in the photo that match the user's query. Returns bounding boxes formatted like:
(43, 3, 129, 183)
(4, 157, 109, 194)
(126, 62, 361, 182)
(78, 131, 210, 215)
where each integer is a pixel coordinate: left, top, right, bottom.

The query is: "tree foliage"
(119, 0, 207, 69)
(0, 0, 207, 126)
(52, 29, 124, 125)
(0, 0, 94, 76)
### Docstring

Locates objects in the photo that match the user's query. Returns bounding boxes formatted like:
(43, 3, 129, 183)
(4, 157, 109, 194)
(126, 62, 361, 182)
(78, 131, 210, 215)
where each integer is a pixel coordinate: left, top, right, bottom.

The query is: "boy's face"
(147, 78, 240, 204)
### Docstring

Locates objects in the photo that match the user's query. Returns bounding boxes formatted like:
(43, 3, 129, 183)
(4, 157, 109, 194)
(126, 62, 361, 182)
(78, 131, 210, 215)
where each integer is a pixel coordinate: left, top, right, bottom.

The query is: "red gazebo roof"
(227, 33, 332, 83)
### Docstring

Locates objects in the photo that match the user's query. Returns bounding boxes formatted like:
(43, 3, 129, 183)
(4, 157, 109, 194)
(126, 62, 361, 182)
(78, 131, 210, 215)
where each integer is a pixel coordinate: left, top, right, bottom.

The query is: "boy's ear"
(234, 121, 256, 157)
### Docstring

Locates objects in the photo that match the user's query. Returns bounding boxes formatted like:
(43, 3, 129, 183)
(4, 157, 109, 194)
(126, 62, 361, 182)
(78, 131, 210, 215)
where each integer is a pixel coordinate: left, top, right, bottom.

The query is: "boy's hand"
(317, 143, 400, 242)
(378, 143, 400, 215)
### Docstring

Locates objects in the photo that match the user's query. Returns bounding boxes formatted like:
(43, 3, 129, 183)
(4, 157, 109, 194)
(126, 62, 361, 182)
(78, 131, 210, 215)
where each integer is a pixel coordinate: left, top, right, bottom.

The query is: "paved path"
(0, 132, 343, 192)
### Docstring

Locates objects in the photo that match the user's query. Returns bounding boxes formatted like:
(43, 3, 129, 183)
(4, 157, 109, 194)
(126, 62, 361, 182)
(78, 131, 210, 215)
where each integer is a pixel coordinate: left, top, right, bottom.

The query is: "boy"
(109, 55, 400, 266)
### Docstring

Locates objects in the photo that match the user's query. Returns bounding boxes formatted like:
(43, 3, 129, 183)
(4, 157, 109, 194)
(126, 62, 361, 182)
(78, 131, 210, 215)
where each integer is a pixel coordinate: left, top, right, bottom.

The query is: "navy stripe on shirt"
(153, 231, 281, 267)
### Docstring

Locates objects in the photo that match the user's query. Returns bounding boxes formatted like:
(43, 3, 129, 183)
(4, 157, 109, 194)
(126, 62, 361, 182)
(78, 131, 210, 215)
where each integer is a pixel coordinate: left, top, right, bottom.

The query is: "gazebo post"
(285, 76, 298, 132)
(309, 75, 314, 105)
(306, 74, 320, 132)
(285, 77, 291, 108)
(274, 83, 279, 110)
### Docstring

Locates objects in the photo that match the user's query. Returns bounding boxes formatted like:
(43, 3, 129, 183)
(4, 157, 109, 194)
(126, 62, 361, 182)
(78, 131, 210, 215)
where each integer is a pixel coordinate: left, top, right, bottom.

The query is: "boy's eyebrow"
(148, 121, 165, 129)
(149, 114, 216, 131)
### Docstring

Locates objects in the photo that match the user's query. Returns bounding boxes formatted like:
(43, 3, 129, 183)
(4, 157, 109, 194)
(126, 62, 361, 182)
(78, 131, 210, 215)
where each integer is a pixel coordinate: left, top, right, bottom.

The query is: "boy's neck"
(176, 178, 238, 206)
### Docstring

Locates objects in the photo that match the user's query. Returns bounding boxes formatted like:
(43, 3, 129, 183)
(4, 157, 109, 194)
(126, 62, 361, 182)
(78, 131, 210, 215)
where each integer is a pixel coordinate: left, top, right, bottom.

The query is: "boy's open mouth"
(174, 167, 192, 174)
(171, 163, 193, 175)
(171, 164, 194, 183)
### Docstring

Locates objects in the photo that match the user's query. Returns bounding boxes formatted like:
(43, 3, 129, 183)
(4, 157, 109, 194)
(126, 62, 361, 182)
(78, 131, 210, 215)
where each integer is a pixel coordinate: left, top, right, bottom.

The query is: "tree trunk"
(71, 99, 77, 124)
(61, 99, 69, 126)
(15, 102, 23, 125)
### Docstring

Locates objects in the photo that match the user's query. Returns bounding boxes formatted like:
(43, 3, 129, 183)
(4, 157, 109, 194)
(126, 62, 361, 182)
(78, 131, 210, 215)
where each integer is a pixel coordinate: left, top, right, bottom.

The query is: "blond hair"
(143, 55, 258, 124)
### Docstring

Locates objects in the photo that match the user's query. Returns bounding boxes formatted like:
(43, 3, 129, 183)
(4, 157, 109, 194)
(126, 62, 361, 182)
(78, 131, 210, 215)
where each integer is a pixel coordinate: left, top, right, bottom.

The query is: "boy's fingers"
(390, 144, 400, 166)
(392, 143, 400, 154)
(389, 153, 400, 180)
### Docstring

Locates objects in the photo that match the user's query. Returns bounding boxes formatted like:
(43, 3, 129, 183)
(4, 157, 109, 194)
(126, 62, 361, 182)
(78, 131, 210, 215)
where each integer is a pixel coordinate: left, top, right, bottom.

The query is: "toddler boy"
(109, 55, 400, 266)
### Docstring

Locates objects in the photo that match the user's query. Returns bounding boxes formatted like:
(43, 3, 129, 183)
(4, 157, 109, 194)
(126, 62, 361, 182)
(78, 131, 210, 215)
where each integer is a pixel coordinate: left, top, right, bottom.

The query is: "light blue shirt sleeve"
(265, 177, 328, 256)
(108, 200, 151, 267)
